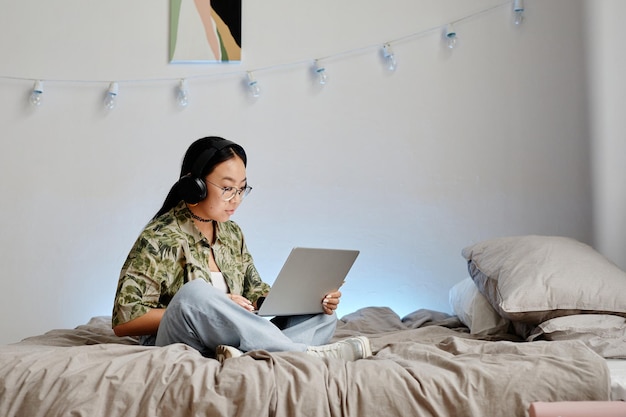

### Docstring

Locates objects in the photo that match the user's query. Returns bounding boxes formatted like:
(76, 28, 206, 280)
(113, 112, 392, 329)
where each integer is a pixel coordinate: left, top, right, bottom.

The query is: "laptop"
(255, 247, 359, 316)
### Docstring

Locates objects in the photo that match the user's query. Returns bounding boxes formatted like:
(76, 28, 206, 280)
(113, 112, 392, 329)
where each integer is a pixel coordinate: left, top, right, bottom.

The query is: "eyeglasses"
(206, 180, 252, 201)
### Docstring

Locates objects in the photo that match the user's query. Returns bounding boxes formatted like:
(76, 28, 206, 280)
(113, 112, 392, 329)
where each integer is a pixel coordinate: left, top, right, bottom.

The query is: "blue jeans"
(154, 279, 338, 357)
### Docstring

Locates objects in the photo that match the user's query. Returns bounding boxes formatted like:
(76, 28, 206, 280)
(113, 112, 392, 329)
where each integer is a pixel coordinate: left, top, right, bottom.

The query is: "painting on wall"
(169, 0, 241, 63)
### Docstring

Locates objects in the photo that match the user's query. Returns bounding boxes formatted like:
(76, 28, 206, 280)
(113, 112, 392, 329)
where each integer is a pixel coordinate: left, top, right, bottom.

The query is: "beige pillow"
(449, 277, 510, 335)
(462, 235, 626, 324)
(528, 314, 626, 359)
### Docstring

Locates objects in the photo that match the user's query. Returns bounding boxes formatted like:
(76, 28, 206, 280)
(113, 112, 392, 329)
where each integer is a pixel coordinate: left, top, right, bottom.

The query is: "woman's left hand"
(228, 293, 255, 312)
(322, 290, 342, 315)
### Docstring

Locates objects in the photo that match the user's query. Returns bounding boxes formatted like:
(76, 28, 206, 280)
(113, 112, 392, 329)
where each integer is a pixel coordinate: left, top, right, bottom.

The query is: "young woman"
(112, 136, 371, 361)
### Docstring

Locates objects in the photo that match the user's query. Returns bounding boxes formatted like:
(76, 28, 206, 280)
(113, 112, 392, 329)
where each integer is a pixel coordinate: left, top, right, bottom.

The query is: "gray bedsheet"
(0, 307, 611, 417)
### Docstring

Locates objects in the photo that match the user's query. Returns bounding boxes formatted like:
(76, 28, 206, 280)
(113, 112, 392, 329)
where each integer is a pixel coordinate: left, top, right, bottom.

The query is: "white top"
(210, 271, 229, 294)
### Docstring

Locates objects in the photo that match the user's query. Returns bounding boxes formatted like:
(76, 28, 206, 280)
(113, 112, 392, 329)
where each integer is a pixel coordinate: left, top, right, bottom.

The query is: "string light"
(313, 60, 328, 85)
(246, 72, 260, 98)
(29, 80, 44, 107)
(104, 82, 119, 110)
(382, 43, 397, 72)
(3, 2, 518, 107)
(176, 79, 189, 107)
(513, 0, 525, 25)
(444, 24, 458, 49)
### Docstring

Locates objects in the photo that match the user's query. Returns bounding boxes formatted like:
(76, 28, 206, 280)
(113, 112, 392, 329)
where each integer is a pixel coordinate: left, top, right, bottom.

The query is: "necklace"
(188, 211, 213, 223)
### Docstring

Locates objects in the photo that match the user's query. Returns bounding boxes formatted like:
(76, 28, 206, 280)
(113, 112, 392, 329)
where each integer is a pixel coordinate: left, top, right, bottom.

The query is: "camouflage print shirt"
(112, 200, 270, 327)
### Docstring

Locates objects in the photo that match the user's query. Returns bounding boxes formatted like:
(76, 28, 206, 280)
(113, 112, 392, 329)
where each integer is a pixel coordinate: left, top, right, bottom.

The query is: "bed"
(1, 235, 625, 417)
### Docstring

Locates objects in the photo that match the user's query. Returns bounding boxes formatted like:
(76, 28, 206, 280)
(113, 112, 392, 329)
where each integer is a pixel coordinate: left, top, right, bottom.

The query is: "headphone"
(176, 138, 238, 204)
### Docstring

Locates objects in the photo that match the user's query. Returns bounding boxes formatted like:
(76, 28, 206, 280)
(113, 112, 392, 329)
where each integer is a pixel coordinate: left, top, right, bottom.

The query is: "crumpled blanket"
(0, 307, 610, 417)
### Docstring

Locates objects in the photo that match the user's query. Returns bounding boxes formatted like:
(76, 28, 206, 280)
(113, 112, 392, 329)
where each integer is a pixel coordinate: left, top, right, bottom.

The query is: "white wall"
(0, 0, 593, 345)
(586, 0, 626, 271)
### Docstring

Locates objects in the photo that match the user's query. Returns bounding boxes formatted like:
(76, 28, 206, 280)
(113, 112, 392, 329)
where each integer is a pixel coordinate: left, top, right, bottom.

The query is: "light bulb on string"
(29, 80, 44, 107)
(246, 72, 261, 98)
(104, 82, 119, 110)
(382, 43, 397, 72)
(513, 0, 525, 25)
(444, 24, 458, 49)
(313, 60, 328, 85)
(176, 79, 190, 107)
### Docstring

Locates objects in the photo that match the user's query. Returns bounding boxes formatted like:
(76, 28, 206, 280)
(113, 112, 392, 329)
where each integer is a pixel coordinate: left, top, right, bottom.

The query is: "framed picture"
(169, 0, 241, 63)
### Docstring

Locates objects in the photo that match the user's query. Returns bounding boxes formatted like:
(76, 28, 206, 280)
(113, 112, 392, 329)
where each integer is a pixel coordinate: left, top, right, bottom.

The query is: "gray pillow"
(462, 235, 626, 324)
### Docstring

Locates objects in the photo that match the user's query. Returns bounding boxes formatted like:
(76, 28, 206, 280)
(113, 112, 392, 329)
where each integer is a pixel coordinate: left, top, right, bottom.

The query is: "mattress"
(607, 359, 626, 401)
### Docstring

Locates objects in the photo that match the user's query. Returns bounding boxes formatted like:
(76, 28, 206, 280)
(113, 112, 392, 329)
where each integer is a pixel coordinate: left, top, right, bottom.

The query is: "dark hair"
(153, 136, 247, 219)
